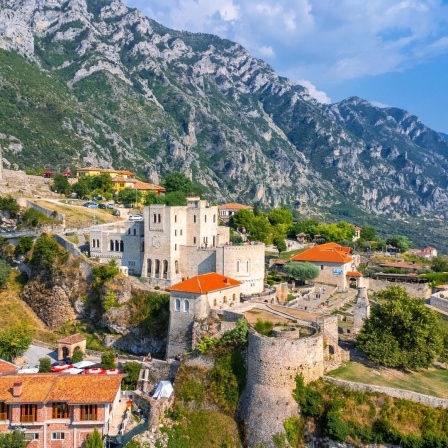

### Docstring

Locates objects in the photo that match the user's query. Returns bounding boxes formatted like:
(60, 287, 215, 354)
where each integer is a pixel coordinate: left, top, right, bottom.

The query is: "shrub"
(21, 208, 56, 227)
(71, 349, 83, 364)
(325, 411, 350, 442)
(92, 259, 119, 287)
(14, 236, 33, 256)
(0, 259, 11, 288)
(100, 351, 116, 370)
(292, 375, 323, 417)
(122, 362, 141, 390)
(0, 195, 19, 217)
(254, 318, 274, 336)
(38, 356, 52, 372)
(283, 416, 305, 447)
(30, 233, 68, 269)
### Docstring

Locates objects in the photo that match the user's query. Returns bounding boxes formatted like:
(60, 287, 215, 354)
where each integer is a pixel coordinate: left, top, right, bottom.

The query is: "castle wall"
(430, 292, 448, 313)
(368, 278, 430, 298)
(215, 243, 265, 295)
(179, 246, 216, 278)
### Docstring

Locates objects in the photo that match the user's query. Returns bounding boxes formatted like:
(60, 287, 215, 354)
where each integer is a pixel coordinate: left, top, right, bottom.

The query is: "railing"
(0, 412, 8, 420)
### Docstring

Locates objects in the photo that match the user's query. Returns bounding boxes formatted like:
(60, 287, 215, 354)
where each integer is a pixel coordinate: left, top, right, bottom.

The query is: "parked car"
(107, 203, 115, 209)
(99, 204, 107, 209)
(112, 210, 121, 216)
(83, 196, 90, 201)
(88, 203, 99, 209)
(93, 195, 103, 201)
(123, 203, 133, 208)
(83, 202, 91, 207)
(129, 214, 143, 221)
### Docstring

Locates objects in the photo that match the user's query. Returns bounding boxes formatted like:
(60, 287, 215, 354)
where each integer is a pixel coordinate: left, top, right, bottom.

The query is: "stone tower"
(353, 286, 370, 334)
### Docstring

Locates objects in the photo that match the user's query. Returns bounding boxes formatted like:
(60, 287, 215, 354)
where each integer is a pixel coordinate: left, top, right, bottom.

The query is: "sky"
(123, 0, 448, 133)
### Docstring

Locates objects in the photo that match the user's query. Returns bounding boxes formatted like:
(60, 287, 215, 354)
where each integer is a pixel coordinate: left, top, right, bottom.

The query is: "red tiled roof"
(425, 247, 436, 251)
(346, 271, 362, 277)
(218, 203, 253, 210)
(112, 177, 137, 183)
(167, 273, 241, 294)
(291, 242, 353, 264)
(134, 181, 165, 191)
(0, 373, 123, 404)
(57, 334, 86, 345)
(355, 226, 362, 231)
(0, 359, 18, 374)
(118, 170, 135, 176)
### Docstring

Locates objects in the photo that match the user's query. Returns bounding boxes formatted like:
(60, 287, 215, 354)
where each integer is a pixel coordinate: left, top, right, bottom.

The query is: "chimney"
(13, 382, 22, 397)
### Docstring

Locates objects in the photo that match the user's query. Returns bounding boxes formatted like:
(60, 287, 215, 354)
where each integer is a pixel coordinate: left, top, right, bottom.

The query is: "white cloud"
(258, 45, 275, 58)
(297, 80, 331, 104)
(370, 101, 390, 108)
(124, 0, 448, 84)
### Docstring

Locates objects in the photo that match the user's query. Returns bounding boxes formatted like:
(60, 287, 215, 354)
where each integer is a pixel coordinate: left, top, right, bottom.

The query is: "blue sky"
(123, 0, 448, 133)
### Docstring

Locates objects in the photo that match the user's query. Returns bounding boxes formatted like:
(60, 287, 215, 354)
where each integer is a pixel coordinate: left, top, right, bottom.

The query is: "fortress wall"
(179, 246, 216, 278)
(368, 278, 430, 298)
(430, 293, 448, 313)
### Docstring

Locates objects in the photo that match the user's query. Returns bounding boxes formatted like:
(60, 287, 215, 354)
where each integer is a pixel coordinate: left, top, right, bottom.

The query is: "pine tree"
(85, 429, 103, 448)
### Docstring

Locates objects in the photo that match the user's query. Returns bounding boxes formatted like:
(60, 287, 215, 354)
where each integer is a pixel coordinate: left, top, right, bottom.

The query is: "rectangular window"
(175, 230, 177, 236)
(193, 237, 196, 245)
(51, 433, 65, 440)
(193, 215, 196, 223)
(20, 404, 37, 423)
(24, 434, 39, 441)
(0, 402, 8, 420)
(321, 265, 324, 270)
(158, 214, 161, 223)
(52, 402, 69, 419)
(175, 244, 177, 251)
(80, 405, 98, 421)
(153, 214, 157, 223)
(180, 229, 182, 235)
(205, 215, 207, 223)
(175, 215, 177, 223)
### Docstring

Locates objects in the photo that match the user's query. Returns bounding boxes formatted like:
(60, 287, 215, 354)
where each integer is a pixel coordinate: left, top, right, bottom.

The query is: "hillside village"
(0, 166, 445, 448)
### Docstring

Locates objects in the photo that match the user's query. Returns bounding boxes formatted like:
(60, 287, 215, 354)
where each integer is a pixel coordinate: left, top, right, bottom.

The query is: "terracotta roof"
(0, 374, 123, 404)
(118, 170, 135, 176)
(0, 359, 18, 374)
(0, 374, 58, 403)
(45, 375, 124, 404)
(378, 261, 423, 270)
(57, 334, 86, 345)
(346, 271, 362, 277)
(291, 242, 353, 264)
(134, 181, 165, 191)
(218, 203, 253, 210)
(425, 247, 436, 251)
(112, 177, 137, 183)
(167, 273, 241, 294)
(355, 226, 362, 231)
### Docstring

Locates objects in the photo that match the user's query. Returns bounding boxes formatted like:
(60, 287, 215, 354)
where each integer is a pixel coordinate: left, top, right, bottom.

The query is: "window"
(153, 214, 157, 223)
(158, 214, 161, 223)
(52, 402, 68, 419)
(80, 405, 97, 421)
(180, 229, 183, 235)
(92, 239, 96, 248)
(120, 241, 124, 252)
(232, 294, 236, 301)
(0, 402, 8, 420)
(115, 240, 119, 251)
(24, 434, 39, 441)
(175, 244, 177, 251)
(223, 296, 227, 304)
(110, 240, 114, 251)
(321, 265, 324, 270)
(205, 215, 207, 223)
(175, 299, 181, 311)
(175, 260, 179, 274)
(134, 229, 136, 235)
(175, 215, 177, 223)
(237, 261, 240, 272)
(193, 215, 196, 223)
(96, 239, 99, 248)
(213, 214, 216, 223)
(51, 433, 65, 440)
(20, 404, 37, 423)
(175, 230, 177, 236)
(213, 299, 217, 307)
(183, 300, 190, 313)
(128, 229, 131, 235)
(193, 237, 196, 245)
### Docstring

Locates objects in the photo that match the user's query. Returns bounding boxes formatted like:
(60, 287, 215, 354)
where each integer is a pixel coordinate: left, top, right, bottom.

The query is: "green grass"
(266, 247, 307, 260)
(328, 361, 448, 398)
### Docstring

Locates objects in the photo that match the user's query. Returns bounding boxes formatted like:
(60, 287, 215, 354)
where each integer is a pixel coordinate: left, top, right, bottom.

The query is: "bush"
(122, 362, 141, 390)
(292, 375, 323, 417)
(100, 351, 116, 370)
(14, 236, 33, 256)
(254, 318, 274, 336)
(0, 259, 11, 288)
(31, 233, 68, 270)
(92, 259, 119, 287)
(325, 411, 350, 442)
(71, 349, 83, 364)
(0, 195, 19, 216)
(38, 357, 52, 372)
(21, 208, 56, 227)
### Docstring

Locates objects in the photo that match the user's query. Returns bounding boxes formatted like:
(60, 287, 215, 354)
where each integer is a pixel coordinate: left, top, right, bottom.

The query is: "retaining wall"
(368, 278, 430, 298)
(323, 376, 448, 409)
(430, 293, 448, 313)
(20, 199, 66, 227)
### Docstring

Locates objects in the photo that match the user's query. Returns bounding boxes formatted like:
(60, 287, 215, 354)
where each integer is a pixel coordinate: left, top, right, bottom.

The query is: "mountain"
(1, 0, 448, 223)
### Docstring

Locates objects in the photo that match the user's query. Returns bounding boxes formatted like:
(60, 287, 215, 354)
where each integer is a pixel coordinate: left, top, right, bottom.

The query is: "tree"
(268, 208, 293, 226)
(273, 236, 287, 255)
(31, 233, 67, 269)
(164, 191, 187, 206)
(0, 430, 28, 448)
(72, 178, 90, 198)
(163, 172, 194, 194)
(253, 203, 261, 217)
(291, 219, 319, 239)
(90, 173, 113, 194)
(283, 262, 319, 284)
(38, 356, 52, 372)
(248, 216, 272, 244)
(431, 256, 448, 273)
(0, 195, 20, 217)
(143, 191, 165, 205)
(0, 259, 11, 288)
(85, 429, 103, 448)
(51, 174, 71, 195)
(117, 188, 142, 205)
(101, 351, 116, 370)
(14, 236, 33, 257)
(71, 349, 83, 364)
(386, 235, 410, 252)
(122, 361, 141, 390)
(229, 209, 255, 231)
(0, 325, 32, 361)
(360, 226, 376, 241)
(356, 286, 444, 369)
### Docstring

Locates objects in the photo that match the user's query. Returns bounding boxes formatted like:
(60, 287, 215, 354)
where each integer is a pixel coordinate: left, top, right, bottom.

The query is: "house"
(111, 177, 165, 195)
(0, 360, 18, 375)
(0, 373, 124, 448)
(290, 242, 361, 290)
(75, 168, 135, 179)
(166, 272, 242, 357)
(42, 171, 55, 178)
(57, 334, 86, 361)
(352, 226, 362, 242)
(417, 247, 438, 259)
(218, 203, 253, 222)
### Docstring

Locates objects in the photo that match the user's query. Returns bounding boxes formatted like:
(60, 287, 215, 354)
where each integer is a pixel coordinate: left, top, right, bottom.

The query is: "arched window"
(155, 259, 160, 278)
(115, 240, 119, 251)
(153, 214, 157, 223)
(158, 214, 161, 223)
(147, 259, 152, 276)
(175, 299, 180, 311)
(213, 299, 217, 307)
(232, 294, 236, 301)
(128, 229, 130, 235)
(194, 215, 196, 223)
(175, 260, 179, 274)
(110, 240, 114, 251)
(183, 300, 190, 313)
(120, 240, 124, 252)
(163, 260, 168, 279)
(223, 296, 227, 304)
(205, 215, 207, 223)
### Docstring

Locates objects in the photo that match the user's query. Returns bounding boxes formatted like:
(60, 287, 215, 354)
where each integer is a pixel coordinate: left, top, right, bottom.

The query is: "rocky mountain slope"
(1, 0, 448, 220)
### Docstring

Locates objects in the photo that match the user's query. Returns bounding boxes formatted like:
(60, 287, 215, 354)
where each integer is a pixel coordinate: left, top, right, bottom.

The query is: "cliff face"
(1, 0, 448, 220)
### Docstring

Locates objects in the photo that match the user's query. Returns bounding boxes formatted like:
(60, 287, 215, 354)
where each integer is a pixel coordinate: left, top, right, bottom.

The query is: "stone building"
(218, 202, 253, 222)
(165, 273, 242, 358)
(353, 287, 370, 334)
(57, 334, 86, 361)
(91, 197, 265, 295)
(290, 242, 361, 290)
(90, 221, 144, 276)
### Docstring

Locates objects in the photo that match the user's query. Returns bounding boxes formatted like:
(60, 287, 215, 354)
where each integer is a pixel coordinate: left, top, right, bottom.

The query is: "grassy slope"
(328, 360, 448, 398)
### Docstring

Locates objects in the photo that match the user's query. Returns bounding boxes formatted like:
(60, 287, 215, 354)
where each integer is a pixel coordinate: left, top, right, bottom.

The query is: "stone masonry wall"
(368, 278, 430, 298)
(323, 377, 448, 409)
(430, 293, 448, 313)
